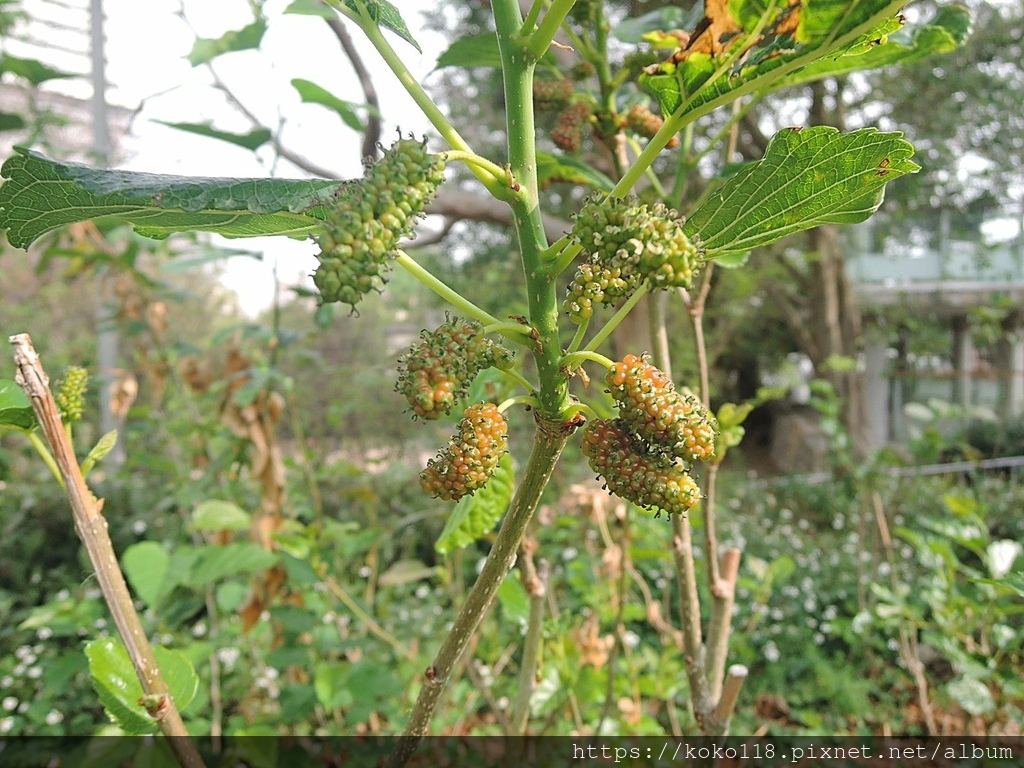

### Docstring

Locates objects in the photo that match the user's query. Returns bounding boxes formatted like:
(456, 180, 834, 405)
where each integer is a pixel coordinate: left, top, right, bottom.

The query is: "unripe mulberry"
(534, 78, 574, 111)
(551, 102, 592, 154)
(55, 366, 88, 424)
(396, 317, 514, 419)
(313, 138, 446, 308)
(624, 104, 680, 148)
(420, 403, 509, 501)
(563, 197, 703, 322)
(606, 354, 716, 463)
(582, 418, 700, 516)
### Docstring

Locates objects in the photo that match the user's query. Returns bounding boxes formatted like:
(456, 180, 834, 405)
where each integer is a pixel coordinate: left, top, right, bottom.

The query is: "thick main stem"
(385, 420, 571, 767)
(10, 334, 204, 768)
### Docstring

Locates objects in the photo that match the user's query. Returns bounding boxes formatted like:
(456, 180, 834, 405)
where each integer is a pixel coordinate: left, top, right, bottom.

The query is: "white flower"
(987, 540, 1022, 580)
(763, 641, 780, 662)
(0, 716, 14, 734)
(45, 710, 64, 725)
(2, 697, 17, 712)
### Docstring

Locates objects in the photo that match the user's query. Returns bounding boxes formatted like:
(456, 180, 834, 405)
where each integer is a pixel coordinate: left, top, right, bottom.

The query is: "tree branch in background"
(324, 14, 382, 160)
(9, 334, 205, 768)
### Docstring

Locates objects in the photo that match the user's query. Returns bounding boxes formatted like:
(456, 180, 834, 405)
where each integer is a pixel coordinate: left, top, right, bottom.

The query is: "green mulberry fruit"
(551, 102, 592, 154)
(582, 418, 701, 516)
(420, 403, 509, 501)
(563, 197, 703, 322)
(606, 354, 716, 463)
(313, 138, 446, 309)
(396, 317, 514, 419)
(55, 366, 88, 424)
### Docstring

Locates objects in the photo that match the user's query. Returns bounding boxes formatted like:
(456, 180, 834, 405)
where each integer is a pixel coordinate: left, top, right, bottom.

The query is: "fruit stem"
(525, 0, 575, 59)
(394, 251, 507, 333)
(497, 395, 540, 413)
(482, 321, 534, 341)
(583, 282, 649, 353)
(566, 319, 589, 354)
(562, 401, 599, 422)
(443, 150, 508, 186)
(500, 367, 539, 395)
(332, 1, 510, 201)
(561, 350, 614, 371)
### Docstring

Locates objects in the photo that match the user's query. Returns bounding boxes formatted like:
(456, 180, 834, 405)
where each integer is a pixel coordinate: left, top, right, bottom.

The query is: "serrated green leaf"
(781, 6, 971, 88)
(81, 429, 118, 477)
(435, 453, 514, 555)
(0, 53, 76, 85)
(155, 121, 272, 152)
(332, 0, 421, 53)
(0, 147, 348, 248)
(188, 19, 267, 66)
(192, 499, 252, 532)
(641, 0, 911, 120)
(684, 127, 918, 261)
(122, 541, 170, 609)
(291, 79, 366, 133)
(85, 638, 199, 734)
(0, 379, 36, 430)
(537, 152, 615, 192)
(184, 542, 278, 587)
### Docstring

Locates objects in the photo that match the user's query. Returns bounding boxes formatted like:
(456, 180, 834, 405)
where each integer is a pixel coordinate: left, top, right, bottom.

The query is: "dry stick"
(9, 334, 205, 768)
(648, 292, 715, 727)
(324, 14, 381, 160)
(872, 491, 938, 735)
(706, 548, 741, 701)
(384, 419, 573, 768)
(511, 541, 548, 734)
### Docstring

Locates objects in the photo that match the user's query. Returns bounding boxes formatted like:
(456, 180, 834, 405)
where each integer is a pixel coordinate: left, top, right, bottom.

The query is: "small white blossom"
(45, 710, 64, 725)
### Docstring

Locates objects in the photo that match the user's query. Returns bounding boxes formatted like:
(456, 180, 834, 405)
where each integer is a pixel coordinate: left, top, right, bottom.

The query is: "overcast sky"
(15, 0, 449, 315)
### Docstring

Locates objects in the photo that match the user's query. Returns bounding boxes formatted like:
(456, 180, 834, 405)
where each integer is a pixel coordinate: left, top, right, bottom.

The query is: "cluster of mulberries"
(55, 366, 88, 424)
(624, 104, 680, 148)
(607, 354, 716, 463)
(534, 78, 574, 111)
(551, 102, 593, 154)
(582, 419, 701, 516)
(313, 138, 446, 309)
(420, 403, 509, 501)
(581, 355, 717, 517)
(395, 317, 513, 420)
(563, 197, 702, 323)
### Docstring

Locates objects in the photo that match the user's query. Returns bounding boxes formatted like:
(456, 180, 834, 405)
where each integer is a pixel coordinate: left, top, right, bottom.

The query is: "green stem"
(548, 241, 583, 277)
(28, 430, 64, 489)
(566, 319, 589, 354)
(444, 150, 507, 185)
(385, 419, 573, 766)
(584, 283, 649, 352)
(482, 322, 534, 341)
(561, 350, 614, 371)
(520, 0, 543, 34)
(394, 252, 503, 329)
(526, 0, 576, 59)
(497, 395, 540, 413)
(501, 367, 539, 395)
(540, 234, 572, 265)
(332, 1, 510, 200)
(563, 401, 599, 421)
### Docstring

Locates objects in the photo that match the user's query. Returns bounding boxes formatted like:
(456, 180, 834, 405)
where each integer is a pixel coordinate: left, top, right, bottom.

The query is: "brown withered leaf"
(683, 0, 742, 56)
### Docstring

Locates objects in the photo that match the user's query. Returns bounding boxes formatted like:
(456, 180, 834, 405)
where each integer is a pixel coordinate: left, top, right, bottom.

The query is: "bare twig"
(511, 540, 549, 734)
(712, 665, 749, 724)
(9, 334, 205, 768)
(324, 14, 381, 159)
(706, 548, 741, 700)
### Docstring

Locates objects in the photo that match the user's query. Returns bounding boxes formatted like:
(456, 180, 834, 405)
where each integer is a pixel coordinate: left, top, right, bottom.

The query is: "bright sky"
(20, 0, 448, 315)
